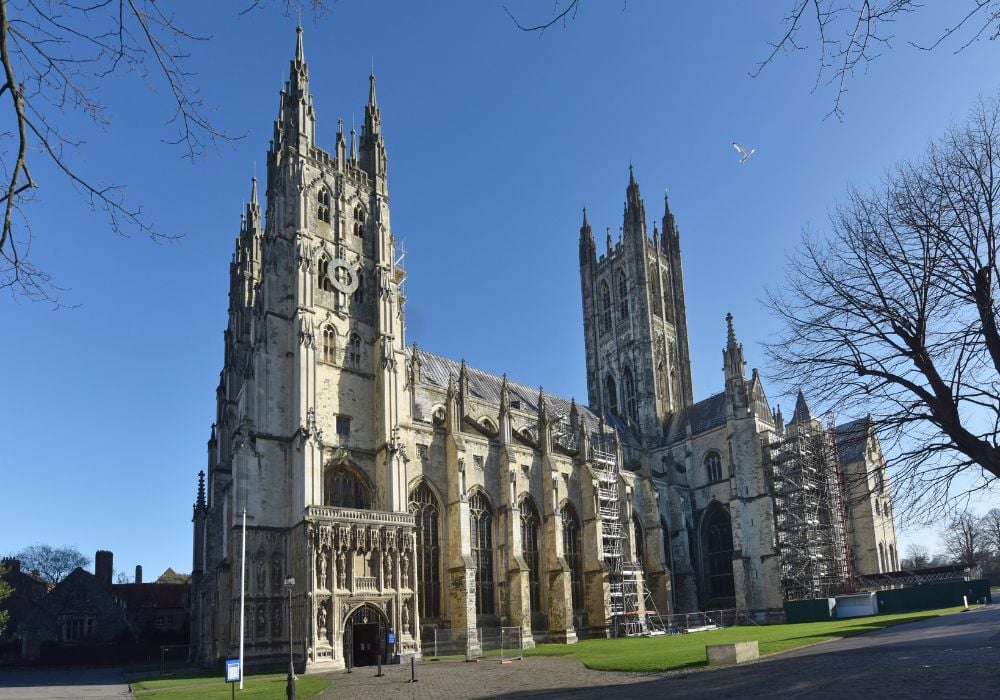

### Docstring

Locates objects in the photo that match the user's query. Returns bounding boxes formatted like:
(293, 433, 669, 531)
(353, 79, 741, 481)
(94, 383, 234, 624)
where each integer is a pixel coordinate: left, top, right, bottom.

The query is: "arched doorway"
(343, 604, 388, 667)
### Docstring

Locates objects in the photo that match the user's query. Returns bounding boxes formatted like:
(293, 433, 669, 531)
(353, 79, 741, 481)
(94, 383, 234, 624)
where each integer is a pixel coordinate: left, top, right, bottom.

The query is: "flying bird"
(732, 141, 756, 164)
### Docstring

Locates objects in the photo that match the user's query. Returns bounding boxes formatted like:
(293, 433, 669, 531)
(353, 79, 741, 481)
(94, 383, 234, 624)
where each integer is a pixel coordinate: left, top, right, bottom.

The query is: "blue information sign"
(387, 632, 396, 644)
(225, 659, 241, 683)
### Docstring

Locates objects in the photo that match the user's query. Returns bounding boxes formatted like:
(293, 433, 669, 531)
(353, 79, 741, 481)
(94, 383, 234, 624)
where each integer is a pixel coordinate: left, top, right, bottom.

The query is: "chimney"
(135, 565, 143, 585)
(95, 550, 113, 588)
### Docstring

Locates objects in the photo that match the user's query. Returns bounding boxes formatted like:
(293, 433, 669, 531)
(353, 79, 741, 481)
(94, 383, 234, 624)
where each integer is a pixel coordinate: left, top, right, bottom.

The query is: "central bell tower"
(579, 167, 693, 438)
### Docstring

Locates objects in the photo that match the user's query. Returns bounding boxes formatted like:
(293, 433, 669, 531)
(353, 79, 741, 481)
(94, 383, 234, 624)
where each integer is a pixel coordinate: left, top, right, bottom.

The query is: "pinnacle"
(726, 312, 737, 348)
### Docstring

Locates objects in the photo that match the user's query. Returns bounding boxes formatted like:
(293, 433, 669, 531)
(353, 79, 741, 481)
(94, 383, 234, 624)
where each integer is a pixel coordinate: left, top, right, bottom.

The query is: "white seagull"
(732, 141, 756, 164)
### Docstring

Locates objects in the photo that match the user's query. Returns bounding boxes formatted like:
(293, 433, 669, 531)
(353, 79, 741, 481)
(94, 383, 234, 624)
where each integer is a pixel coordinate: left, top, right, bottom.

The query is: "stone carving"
(256, 558, 265, 594)
(382, 550, 392, 588)
(271, 559, 282, 593)
(402, 598, 410, 632)
(318, 603, 327, 637)
(337, 551, 346, 589)
(400, 550, 409, 585)
(318, 549, 328, 589)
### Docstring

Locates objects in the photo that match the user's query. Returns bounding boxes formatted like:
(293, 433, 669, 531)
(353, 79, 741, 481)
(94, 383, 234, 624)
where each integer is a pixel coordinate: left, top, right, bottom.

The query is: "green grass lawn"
(526, 606, 965, 672)
(131, 671, 331, 698)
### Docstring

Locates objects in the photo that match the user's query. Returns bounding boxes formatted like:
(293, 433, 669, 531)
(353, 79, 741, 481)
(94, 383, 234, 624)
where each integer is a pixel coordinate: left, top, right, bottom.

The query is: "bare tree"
(904, 543, 930, 568)
(981, 507, 1000, 555)
(13, 544, 89, 584)
(505, 2, 1000, 119)
(0, 0, 248, 303)
(765, 95, 1000, 520)
(940, 512, 985, 567)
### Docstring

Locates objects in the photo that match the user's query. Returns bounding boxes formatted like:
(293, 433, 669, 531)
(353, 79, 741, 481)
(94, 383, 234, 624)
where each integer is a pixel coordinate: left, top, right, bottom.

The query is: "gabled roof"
(411, 348, 619, 448)
(664, 391, 728, 444)
(835, 416, 871, 465)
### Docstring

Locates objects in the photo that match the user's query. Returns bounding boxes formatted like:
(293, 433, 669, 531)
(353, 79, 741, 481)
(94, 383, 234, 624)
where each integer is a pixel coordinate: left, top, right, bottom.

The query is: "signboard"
(387, 632, 396, 645)
(225, 659, 241, 683)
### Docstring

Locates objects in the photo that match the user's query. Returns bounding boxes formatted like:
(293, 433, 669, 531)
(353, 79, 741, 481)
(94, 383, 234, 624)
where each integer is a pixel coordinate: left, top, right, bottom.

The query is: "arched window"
(353, 203, 366, 238)
(348, 333, 362, 368)
(410, 483, 441, 619)
(662, 272, 674, 324)
(469, 491, 495, 616)
(606, 374, 619, 417)
(325, 467, 370, 509)
(318, 189, 332, 224)
(704, 506, 735, 601)
(704, 451, 723, 483)
(874, 500, 881, 517)
(617, 271, 628, 321)
(561, 503, 583, 612)
(318, 254, 333, 292)
(520, 497, 541, 613)
(632, 513, 645, 570)
(599, 281, 612, 332)
(888, 543, 897, 572)
(879, 542, 886, 573)
(650, 264, 663, 318)
(322, 325, 337, 363)
(354, 271, 364, 305)
(623, 366, 638, 424)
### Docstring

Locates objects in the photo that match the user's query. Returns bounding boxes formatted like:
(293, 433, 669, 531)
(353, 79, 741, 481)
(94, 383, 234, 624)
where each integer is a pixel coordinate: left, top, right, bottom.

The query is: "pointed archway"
(342, 603, 389, 667)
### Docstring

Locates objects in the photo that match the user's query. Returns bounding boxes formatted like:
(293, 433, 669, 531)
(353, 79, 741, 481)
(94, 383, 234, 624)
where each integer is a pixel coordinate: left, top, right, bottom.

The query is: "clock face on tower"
(325, 258, 359, 294)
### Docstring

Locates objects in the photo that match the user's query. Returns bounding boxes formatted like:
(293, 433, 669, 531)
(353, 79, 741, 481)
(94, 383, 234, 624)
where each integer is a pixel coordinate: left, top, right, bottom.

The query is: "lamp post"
(284, 576, 296, 700)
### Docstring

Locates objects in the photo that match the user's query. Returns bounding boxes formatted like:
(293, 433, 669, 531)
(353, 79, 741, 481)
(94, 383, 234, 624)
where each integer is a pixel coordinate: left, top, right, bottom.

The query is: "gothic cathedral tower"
(579, 168, 693, 438)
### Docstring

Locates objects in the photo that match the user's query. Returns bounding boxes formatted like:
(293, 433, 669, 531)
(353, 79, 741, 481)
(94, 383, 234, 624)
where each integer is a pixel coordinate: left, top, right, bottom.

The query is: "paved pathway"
(315, 605, 999, 699)
(0, 667, 130, 699)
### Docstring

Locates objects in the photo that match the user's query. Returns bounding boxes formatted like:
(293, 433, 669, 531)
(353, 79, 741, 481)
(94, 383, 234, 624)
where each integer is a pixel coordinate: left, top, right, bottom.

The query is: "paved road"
(316, 605, 999, 699)
(0, 667, 129, 699)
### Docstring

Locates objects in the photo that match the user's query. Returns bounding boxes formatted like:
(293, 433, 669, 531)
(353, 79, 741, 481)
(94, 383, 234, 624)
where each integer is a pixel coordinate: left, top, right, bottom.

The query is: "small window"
(318, 255, 333, 292)
(354, 204, 366, 237)
(322, 325, 337, 363)
(704, 451, 723, 483)
(348, 333, 362, 368)
(318, 189, 332, 224)
(618, 271, 628, 321)
(336, 416, 351, 437)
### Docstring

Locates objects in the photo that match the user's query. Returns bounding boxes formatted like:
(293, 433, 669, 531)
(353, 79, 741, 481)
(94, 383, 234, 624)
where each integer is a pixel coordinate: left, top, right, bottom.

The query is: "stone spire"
(498, 374, 513, 444)
(269, 26, 316, 169)
(723, 312, 748, 411)
(196, 470, 206, 511)
(790, 390, 813, 425)
(579, 207, 595, 265)
(361, 70, 388, 183)
(623, 164, 646, 237)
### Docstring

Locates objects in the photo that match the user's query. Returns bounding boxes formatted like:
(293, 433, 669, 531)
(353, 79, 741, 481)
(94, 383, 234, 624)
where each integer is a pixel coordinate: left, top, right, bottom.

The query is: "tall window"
(354, 271, 364, 305)
(704, 506, 735, 601)
(632, 513, 645, 569)
(322, 325, 336, 363)
(354, 204, 366, 237)
(599, 281, 612, 332)
(348, 333, 362, 368)
(606, 374, 618, 417)
(888, 544, 897, 572)
(318, 189, 332, 223)
(662, 272, 674, 323)
(520, 497, 541, 613)
(325, 467, 370, 509)
(318, 254, 333, 292)
(410, 483, 441, 618)
(623, 366, 638, 424)
(650, 264, 663, 318)
(561, 503, 584, 612)
(617, 271, 628, 321)
(469, 491, 495, 616)
(704, 451, 723, 483)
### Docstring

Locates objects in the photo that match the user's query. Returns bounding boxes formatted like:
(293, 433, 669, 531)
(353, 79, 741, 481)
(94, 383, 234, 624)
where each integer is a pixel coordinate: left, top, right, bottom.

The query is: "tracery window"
(606, 374, 619, 417)
(520, 496, 541, 613)
(561, 503, 584, 612)
(599, 280, 612, 332)
(410, 482, 441, 618)
(318, 254, 333, 292)
(322, 325, 337, 363)
(704, 506, 735, 600)
(469, 490, 495, 616)
(324, 467, 370, 509)
(348, 333, 362, 368)
(623, 365, 638, 424)
(617, 271, 629, 321)
(650, 264, 663, 318)
(354, 204, 366, 237)
(318, 189, 332, 224)
(704, 451, 723, 483)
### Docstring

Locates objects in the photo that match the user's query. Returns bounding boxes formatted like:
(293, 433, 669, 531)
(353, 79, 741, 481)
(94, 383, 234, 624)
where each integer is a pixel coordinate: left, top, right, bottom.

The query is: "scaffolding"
(589, 434, 665, 636)
(765, 419, 853, 601)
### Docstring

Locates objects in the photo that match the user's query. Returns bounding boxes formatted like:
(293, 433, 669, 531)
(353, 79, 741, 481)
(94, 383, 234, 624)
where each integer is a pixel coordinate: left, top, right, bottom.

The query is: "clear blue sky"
(1, 2, 995, 578)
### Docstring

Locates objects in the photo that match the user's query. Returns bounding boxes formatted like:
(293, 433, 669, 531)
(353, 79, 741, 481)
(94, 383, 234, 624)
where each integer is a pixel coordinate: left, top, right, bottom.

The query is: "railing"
(355, 576, 377, 592)
(305, 506, 415, 528)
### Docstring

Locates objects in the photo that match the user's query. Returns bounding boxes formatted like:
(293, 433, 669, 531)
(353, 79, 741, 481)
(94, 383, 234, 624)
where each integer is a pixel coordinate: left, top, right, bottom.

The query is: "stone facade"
(190, 28, 897, 671)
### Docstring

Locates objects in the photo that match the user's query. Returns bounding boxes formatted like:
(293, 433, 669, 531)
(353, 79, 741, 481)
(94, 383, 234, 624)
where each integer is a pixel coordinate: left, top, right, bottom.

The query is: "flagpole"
(239, 507, 247, 689)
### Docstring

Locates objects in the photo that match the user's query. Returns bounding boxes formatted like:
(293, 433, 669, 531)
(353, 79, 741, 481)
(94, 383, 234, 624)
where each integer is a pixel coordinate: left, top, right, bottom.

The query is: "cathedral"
(189, 29, 897, 671)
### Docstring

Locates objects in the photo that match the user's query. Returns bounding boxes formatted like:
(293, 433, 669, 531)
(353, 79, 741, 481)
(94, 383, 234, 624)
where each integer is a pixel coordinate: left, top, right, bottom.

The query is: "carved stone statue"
(318, 603, 327, 637)
(336, 551, 346, 589)
(382, 550, 392, 588)
(400, 551, 409, 584)
(402, 599, 410, 633)
(318, 550, 328, 589)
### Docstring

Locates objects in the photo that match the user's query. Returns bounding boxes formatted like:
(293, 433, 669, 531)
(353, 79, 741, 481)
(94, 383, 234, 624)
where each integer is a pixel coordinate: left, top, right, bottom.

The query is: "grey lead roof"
(835, 416, 870, 465)
(663, 391, 728, 444)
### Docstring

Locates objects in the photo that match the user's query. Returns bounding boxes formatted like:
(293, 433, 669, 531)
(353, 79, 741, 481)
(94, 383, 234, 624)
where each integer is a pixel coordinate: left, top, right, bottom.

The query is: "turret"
(623, 164, 646, 239)
(723, 313, 748, 412)
(268, 27, 316, 198)
(579, 207, 595, 265)
(360, 72, 388, 186)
